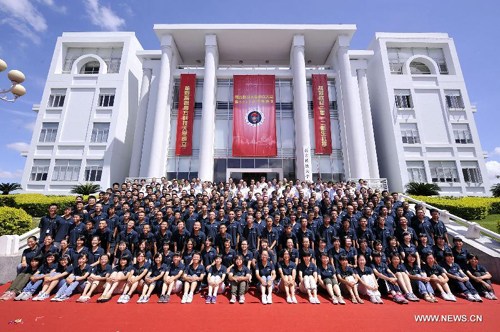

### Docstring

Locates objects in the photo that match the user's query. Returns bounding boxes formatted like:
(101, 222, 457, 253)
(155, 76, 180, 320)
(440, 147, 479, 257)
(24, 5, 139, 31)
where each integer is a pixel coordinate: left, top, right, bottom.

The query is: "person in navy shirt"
(432, 235, 451, 264)
(465, 253, 497, 300)
(33, 254, 74, 301)
(159, 252, 184, 303)
(68, 214, 85, 249)
(256, 249, 276, 304)
(118, 251, 150, 304)
(53, 206, 73, 249)
(201, 237, 218, 271)
(206, 255, 227, 304)
(317, 252, 344, 304)
(278, 249, 297, 304)
(238, 240, 254, 270)
(404, 252, 436, 303)
(229, 255, 252, 304)
(221, 238, 236, 269)
(298, 252, 320, 304)
(387, 254, 419, 302)
(38, 204, 63, 244)
(441, 252, 480, 302)
(77, 254, 111, 303)
(16, 253, 58, 301)
(51, 253, 91, 302)
(181, 252, 205, 304)
(371, 251, 408, 304)
(328, 237, 345, 268)
(138, 252, 167, 303)
(18, 235, 38, 274)
(451, 237, 469, 270)
(98, 254, 133, 302)
(37, 235, 58, 258)
(88, 236, 105, 267)
(429, 209, 449, 245)
(355, 254, 382, 304)
(240, 215, 260, 251)
(422, 253, 455, 302)
(336, 255, 363, 304)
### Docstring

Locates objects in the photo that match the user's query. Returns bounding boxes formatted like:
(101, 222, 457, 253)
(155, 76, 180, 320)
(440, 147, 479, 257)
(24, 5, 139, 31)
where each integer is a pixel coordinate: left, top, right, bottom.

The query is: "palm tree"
(405, 182, 440, 196)
(491, 183, 500, 197)
(0, 182, 22, 195)
(71, 183, 101, 195)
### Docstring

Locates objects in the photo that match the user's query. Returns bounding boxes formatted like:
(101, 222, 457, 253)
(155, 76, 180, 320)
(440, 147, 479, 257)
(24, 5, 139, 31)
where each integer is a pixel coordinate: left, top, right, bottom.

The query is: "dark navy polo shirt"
(209, 265, 227, 278)
(298, 262, 317, 276)
(256, 261, 275, 277)
(318, 264, 336, 279)
(279, 261, 296, 276)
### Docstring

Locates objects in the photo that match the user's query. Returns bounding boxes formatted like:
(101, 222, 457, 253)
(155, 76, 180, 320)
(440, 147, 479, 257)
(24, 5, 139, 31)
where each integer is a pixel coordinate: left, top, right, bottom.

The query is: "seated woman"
(134, 240, 152, 265)
(441, 251, 481, 302)
(51, 253, 91, 301)
(0, 256, 42, 301)
(113, 241, 132, 267)
(181, 252, 205, 304)
(98, 255, 133, 302)
(337, 255, 363, 304)
(138, 253, 167, 304)
(465, 253, 497, 300)
(118, 251, 150, 304)
(256, 249, 276, 304)
(405, 252, 437, 303)
(387, 253, 419, 302)
(298, 252, 320, 304)
(371, 251, 408, 304)
(228, 255, 251, 304)
(33, 254, 73, 301)
(17, 235, 38, 274)
(355, 254, 382, 304)
(206, 255, 227, 304)
(423, 253, 456, 302)
(158, 252, 185, 303)
(16, 252, 58, 301)
(318, 252, 345, 304)
(77, 254, 112, 303)
(278, 249, 297, 304)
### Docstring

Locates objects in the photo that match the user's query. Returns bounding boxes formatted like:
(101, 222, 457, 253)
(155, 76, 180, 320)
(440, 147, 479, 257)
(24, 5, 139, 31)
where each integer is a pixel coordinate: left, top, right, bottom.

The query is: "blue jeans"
(413, 280, 434, 295)
(22, 275, 44, 293)
(55, 280, 84, 297)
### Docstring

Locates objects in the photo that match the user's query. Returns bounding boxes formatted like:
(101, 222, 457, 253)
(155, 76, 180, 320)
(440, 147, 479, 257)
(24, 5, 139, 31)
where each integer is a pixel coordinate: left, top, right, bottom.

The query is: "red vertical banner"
(312, 74, 332, 155)
(232, 75, 277, 157)
(175, 74, 196, 156)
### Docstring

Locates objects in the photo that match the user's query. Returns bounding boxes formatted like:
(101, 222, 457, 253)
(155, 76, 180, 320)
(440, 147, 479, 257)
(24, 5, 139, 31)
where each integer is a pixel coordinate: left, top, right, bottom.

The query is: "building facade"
(20, 25, 490, 195)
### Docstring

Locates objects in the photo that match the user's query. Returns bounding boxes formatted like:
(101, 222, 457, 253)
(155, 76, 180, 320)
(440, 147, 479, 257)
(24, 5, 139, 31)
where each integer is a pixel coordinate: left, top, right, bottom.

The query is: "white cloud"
(486, 160, 500, 185)
(491, 147, 500, 156)
(35, 0, 67, 14)
(0, 169, 23, 180)
(83, 0, 125, 31)
(7, 142, 30, 153)
(23, 121, 36, 131)
(0, 0, 47, 44)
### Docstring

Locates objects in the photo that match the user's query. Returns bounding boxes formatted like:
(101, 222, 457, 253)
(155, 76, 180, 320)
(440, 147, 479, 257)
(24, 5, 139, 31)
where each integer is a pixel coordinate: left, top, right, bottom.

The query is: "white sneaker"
(490, 292, 498, 300)
(267, 294, 273, 304)
(181, 294, 188, 304)
(286, 296, 292, 303)
(187, 293, 193, 303)
(466, 293, 476, 302)
(448, 293, 457, 302)
(332, 296, 338, 304)
(441, 293, 450, 301)
(314, 297, 321, 304)
(239, 295, 245, 304)
(230, 295, 237, 303)
(376, 296, 384, 304)
(261, 295, 267, 304)
(309, 296, 314, 303)
(473, 294, 482, 302)
(33, 293, 44, 301)
(137, 296, 144, 303)
(292, 296, 298, 304)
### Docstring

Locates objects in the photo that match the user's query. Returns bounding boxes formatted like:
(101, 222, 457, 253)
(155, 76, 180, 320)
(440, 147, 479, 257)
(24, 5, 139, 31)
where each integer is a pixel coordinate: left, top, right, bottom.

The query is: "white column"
(198, 35, 218, 182)
(356, 67, 380, 178)
(336, 35, 370, 179)
(146, 35, 174, 178)
(291, 35, 313, 182)
(129, 67, 152, 177)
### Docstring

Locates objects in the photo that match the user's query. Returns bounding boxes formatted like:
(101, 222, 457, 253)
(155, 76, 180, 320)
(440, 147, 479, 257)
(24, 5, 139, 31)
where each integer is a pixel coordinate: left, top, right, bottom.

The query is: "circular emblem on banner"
(245, 109, 264, 126)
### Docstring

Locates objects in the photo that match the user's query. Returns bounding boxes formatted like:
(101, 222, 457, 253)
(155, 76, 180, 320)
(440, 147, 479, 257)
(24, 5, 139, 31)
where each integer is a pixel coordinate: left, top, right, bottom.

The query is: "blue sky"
(0, 0, 499, 185)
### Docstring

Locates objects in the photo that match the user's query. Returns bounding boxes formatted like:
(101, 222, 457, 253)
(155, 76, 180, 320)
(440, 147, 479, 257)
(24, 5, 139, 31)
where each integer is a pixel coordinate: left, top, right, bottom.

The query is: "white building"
(21, 24, 490, 195)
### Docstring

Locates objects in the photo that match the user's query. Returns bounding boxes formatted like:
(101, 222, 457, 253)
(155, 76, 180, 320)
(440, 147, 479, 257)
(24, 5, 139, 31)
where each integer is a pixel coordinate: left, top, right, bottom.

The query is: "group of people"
(0, 177, 497, 305)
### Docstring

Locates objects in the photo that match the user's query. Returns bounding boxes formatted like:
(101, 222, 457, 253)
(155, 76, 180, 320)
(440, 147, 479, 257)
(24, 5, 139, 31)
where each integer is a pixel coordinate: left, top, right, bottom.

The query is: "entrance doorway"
(227, 168, 283, 183)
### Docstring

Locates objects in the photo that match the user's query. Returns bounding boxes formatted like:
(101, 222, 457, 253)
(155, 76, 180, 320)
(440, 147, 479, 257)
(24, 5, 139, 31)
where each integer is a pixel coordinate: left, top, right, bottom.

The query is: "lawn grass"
(471, 214, 500, 233)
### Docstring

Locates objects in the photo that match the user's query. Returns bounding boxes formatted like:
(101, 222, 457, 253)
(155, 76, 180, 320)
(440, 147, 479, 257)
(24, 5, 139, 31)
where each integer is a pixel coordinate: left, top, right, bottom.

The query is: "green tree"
(491, 183, 500, 197)
(71, 183, 101, 195)
(0, 182, 22, 195)
(405, 182, 441, 196)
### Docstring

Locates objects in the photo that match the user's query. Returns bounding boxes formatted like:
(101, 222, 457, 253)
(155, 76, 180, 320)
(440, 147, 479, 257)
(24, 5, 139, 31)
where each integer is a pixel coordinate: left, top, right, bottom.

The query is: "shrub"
(0, 195, 16, 207)
(13, 194, 76, 217)
(71, 183, 101, 195)
(0, 183, 22, 195)
(410, 196, 500, 220)
(491, 183, 500, 198)
(0, 207, 32, 236)
(405, 182, 441, 196)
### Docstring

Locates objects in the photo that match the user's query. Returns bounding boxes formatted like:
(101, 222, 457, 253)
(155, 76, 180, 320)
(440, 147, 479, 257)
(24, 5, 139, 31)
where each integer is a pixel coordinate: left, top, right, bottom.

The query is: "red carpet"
(0, 283, 498, 332)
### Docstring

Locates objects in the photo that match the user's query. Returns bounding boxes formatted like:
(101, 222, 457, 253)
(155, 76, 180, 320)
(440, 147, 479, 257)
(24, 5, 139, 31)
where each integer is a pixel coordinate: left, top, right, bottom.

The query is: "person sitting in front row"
(465, 253, 497, 300)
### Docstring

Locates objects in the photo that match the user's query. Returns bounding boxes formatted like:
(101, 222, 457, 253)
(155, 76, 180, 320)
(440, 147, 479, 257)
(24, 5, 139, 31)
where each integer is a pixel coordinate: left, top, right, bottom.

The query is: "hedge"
(410, 196, 500, 220)
(0, 194, 79, 217)
(0, 206, 32, 236)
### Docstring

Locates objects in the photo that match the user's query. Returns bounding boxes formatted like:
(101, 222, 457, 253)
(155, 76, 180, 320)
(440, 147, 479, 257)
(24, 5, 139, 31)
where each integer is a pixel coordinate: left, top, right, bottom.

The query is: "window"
(47, 89, 66, 108)
(39, 122, 58, 143)
(52, 159, 81, 181)
(452, 124, 473, 144)
(387, 47, 448, 75)
(30, 160, 49, 181)
(445, 90, 465, 109)
(410, 61, 431, 75)
(98, 93, 115, 107)
(461, 161, 482, 183)
(394, 89, 413, 109)
(90, 123, 110, 143)
(429, 161, 459, 183)
(407, 161, 426, 183)
(64, 47, 122, 74)
(400, 123, 420, 144)
(80, 61, 100, 74)
(84, 160, 103, 182)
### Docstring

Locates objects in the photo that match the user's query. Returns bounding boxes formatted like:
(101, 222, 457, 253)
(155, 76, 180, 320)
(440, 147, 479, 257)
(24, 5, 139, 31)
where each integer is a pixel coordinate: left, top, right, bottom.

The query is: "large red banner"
(312, 74, 332, 155)
(175, 74, 196, 156)
(232, 75, 277, 157)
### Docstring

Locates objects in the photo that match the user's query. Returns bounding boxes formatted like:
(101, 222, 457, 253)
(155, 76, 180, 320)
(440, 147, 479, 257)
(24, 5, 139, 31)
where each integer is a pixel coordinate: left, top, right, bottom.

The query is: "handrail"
(18, 228, 40, 252)
(399, 193, 500, 242)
